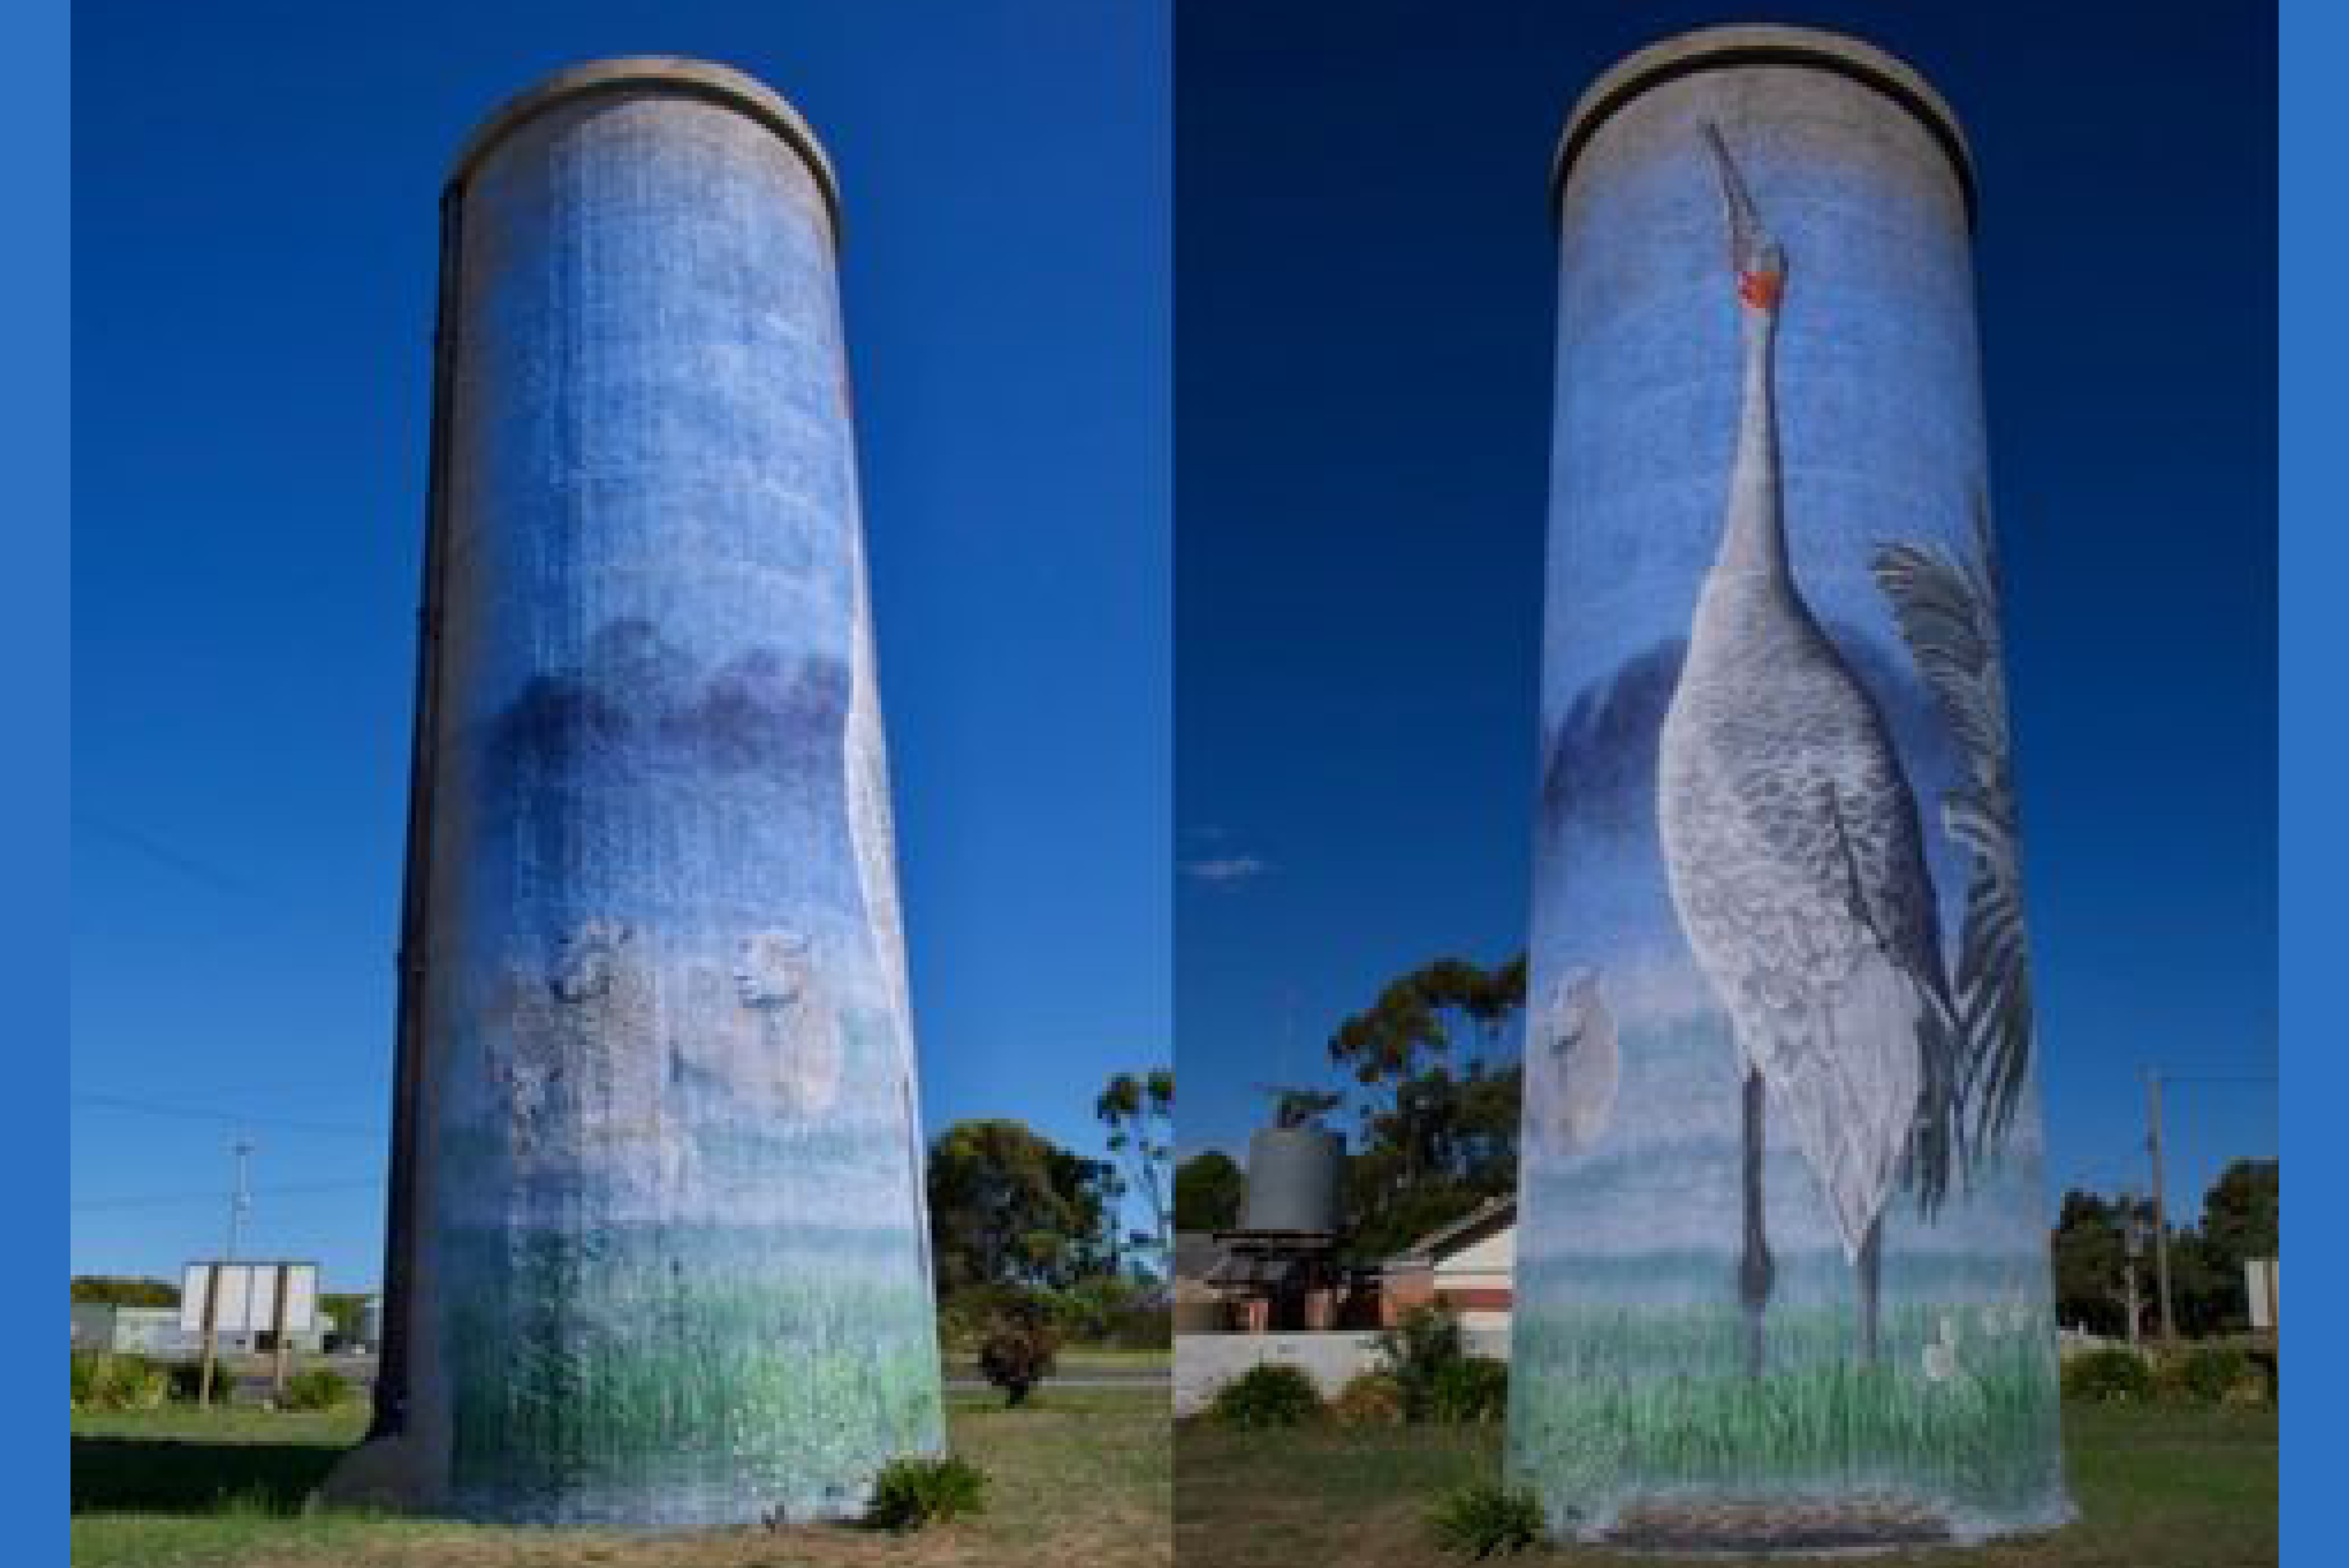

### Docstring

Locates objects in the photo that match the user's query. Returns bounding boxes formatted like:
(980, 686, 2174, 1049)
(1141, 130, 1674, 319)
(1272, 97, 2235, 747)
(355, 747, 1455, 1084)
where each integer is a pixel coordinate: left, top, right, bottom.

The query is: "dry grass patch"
(73, 1390, 1166, 1568)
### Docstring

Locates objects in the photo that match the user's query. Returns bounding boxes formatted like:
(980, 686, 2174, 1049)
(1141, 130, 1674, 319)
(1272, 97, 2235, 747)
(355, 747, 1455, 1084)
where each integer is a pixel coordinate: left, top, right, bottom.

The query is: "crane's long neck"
(1711, 304, 1791, 591)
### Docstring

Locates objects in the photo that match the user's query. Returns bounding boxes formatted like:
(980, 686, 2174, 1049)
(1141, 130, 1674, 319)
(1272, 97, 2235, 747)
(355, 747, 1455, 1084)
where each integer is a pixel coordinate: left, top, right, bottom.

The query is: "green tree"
(70, 1276, 179, 1307)
(1096, 1069, 1174, 1275)
(927, 1120, 1118, 1296)
(1322, 953, 1526, 1261)
(2183, 1159, 2279, 1333)
(1173, 1150, 1245, 1232)
(1271, 1088, 1345, 1128)
(2197, 1159, 2278, 1271)
(2049, 1190, 2131, 1337)
(318, 1292, 371, 1338)
(1326, 955, 1524, 1194)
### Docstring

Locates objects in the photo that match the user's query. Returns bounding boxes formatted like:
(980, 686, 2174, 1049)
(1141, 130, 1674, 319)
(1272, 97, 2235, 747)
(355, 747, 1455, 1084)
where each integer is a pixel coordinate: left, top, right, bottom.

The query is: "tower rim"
(1550, 25, 1975, 233)
(446, 56, 842, 241)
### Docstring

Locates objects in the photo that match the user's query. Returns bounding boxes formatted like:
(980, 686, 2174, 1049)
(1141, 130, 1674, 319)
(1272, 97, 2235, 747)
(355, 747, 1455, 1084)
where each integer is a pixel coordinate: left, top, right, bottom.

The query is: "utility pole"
(2143, 1070, 2178, 1345)
(227, 1139, 254, 1262)
(2120, 1187, 2144, 1349)
(202, 1138, 255, 1409)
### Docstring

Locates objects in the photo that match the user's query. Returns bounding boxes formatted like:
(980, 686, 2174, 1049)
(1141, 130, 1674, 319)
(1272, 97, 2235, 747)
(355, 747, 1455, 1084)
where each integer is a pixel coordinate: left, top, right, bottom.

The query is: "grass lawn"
(73, 1389, 1168, 1568)
(1175, 1401, 2275, 1568)
(944, 1347, 1171, 1382)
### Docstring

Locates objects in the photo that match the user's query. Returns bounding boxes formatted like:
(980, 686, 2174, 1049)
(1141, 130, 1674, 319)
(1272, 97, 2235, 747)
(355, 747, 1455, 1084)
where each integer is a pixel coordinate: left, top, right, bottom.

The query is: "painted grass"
(1176, 1400, 2273, 1568)
(72, 1388, 1168, 1568)
(1508, 1302, 2064, 1529)
(442, 1247, 944, 1522)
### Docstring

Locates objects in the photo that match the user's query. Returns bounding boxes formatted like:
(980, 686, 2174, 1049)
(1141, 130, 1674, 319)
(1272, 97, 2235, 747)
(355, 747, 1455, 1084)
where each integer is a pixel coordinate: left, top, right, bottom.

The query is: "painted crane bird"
(1656, 125, 1960, 1374)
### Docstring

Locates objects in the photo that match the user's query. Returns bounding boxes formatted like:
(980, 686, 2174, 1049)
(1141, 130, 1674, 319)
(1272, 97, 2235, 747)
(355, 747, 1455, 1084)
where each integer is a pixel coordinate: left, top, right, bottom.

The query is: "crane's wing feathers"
(1660, 674, 1941, 1259)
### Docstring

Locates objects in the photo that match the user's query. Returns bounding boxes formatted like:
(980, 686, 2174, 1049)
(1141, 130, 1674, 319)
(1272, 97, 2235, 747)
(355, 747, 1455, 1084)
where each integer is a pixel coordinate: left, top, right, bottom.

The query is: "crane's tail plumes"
(1738, 948, 1928, 1264)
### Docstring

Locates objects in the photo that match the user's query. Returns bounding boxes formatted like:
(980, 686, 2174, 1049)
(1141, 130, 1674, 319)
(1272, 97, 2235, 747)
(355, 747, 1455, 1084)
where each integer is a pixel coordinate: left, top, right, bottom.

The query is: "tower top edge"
(1550, 25, 1975, 232)
(447, 56, 841, 238)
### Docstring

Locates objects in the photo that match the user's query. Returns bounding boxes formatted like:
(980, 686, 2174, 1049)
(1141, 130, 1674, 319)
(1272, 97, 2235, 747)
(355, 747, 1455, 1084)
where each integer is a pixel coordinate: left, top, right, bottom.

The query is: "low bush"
(70, 1352, 168, 1412)
(1107, 1302, 1173, 1350)
(861, 1453, 989, 1532)
(2157, 1346, 2258, 1405)
(278, 1366, 352, 1412)
(2062, 1347, 2154, 1402)
(1332, 1369, 1407, 1426)
(977, 1295, 1061, 1408)
(1209, 1362, 1324, 1428)
(1427, 1481, 1545, 1560)
(164, 1360, 212, 1402)
(1376, 1304, 1470, 1421)
(1429, 1355, 1510, 1424)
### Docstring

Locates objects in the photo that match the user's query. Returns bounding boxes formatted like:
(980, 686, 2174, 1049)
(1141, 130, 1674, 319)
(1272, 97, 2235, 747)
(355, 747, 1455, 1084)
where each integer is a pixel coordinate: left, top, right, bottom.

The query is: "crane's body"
(1657, 126, 1949, 1368)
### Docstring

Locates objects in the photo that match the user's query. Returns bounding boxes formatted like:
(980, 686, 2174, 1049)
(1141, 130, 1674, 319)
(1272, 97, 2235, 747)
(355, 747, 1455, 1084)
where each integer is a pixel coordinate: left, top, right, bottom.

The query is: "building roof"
(1173, 1230, 1225, 1285)
(1389, 1193, 1516, 1266)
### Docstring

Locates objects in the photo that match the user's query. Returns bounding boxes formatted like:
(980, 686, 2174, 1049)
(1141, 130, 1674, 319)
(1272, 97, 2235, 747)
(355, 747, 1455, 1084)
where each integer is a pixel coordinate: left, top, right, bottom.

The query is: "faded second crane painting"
(1512, 28, 2071, 1551)
(327, 61, 944, 1529)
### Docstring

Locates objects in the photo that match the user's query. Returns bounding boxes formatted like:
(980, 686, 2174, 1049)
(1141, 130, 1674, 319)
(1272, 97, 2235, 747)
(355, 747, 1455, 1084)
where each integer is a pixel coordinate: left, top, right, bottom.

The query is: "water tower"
(1512, 26, 2070, 1550)
(326, 58, 943, 1529)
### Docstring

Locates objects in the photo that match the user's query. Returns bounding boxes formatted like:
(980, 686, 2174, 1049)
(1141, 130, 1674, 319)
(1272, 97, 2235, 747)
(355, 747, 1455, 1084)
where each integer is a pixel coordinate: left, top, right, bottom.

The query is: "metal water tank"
(1240, 1127, 1343, 1233)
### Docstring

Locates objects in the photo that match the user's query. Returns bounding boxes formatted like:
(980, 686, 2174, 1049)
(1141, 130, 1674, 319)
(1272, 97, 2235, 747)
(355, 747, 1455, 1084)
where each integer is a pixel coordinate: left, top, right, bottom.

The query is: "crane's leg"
(1857, 1213, 1883, 1365)
(1739, 1066, 1774, 1379)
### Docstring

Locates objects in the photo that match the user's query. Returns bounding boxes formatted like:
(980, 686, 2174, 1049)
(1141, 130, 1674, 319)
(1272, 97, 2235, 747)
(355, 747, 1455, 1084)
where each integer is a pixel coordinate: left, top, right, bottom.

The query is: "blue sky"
(70, 0, 1168, 1289)
(1177, 0, 2276, 1223)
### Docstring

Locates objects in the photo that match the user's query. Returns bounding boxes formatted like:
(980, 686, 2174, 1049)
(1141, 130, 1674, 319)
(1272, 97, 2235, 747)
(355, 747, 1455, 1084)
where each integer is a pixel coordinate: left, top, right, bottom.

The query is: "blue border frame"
(2279, 1, 2325, 1563)
(13, 0, 69, 1551)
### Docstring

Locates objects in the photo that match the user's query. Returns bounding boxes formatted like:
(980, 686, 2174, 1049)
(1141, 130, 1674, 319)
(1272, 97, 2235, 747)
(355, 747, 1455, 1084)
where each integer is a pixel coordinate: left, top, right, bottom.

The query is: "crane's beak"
(1701, 123, 1783, 308)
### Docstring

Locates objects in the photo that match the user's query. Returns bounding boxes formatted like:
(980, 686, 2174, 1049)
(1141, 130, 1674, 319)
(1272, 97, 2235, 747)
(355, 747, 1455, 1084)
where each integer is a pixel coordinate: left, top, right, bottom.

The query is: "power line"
(71, 1093, 384, 1138)
(73, 813, 256, 896)
(72, 1178, 384, 1212)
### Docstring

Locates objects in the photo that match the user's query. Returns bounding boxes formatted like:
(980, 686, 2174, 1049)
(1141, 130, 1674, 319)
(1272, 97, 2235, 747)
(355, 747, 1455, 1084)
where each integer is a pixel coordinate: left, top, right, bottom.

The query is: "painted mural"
(1511, 54, 2070, 1552)
(349, 78, 944, 1529)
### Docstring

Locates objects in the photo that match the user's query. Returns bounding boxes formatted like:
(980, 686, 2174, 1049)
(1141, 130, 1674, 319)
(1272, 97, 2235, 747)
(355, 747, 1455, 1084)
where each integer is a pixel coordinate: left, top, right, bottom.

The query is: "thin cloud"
(1183, 855, 1271, 884)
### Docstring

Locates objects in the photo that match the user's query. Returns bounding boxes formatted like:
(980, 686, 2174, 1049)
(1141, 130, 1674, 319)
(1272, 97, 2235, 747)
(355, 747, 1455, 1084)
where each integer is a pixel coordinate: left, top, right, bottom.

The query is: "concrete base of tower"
(314, 1431, 443, 1514)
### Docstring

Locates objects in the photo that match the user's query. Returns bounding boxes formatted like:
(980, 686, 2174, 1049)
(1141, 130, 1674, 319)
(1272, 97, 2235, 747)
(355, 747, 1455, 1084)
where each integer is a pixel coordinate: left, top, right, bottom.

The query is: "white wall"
(1175, 1328, 1512, 1417)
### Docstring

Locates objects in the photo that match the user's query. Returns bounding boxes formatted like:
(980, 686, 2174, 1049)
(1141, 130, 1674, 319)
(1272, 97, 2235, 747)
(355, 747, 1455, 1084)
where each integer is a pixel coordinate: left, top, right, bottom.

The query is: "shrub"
(1376, 1304, 1469, 1421)
(1049, 1275, 1142, 1343)
(862, 1453, 989, 1532)
(1209, 1362, 1324, 1428)
(1333, 1369, 1407, 1426)
(70, 1352, 168, 1412)
(977, 1295, 1061, 1408)
(2158, 1347, 2257, 1405)
(164, 1360, 212, 1403)
(1109, 1302, 1173, 1350)
(1427, 1481, 1545, 1560)
(2062, 1347, 2154, 1402)
(279, 1366, 352, 1412)
(1429, 1355, 1510, 1424)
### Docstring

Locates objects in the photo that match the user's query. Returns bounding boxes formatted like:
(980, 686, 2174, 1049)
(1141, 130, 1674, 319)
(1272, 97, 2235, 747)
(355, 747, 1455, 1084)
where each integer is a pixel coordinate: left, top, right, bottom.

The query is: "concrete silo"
(327, 58, 943, 1528)
(1511, 27, 2071, 1549)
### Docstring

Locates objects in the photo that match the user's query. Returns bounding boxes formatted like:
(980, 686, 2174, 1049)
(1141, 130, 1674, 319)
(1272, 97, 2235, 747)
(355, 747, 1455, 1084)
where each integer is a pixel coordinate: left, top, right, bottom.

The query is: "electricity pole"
(227, 1139, 254, 1261)
(200, 1138, 254, 1409)
(2143, 1070, 2177, 1345)
(2120, 1187, 2144, 1349)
